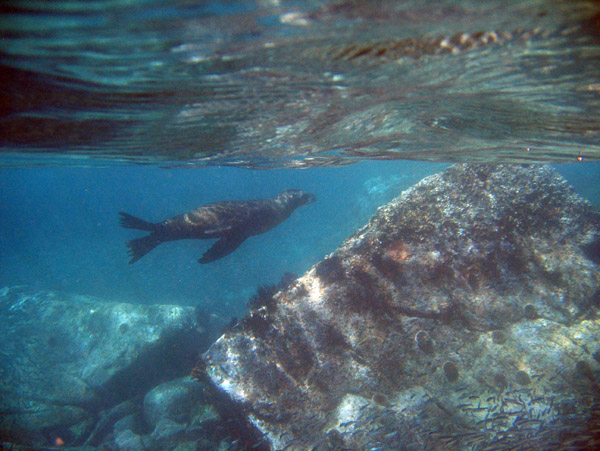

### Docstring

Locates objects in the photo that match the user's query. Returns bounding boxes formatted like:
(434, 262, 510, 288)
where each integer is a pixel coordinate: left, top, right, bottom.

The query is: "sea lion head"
(278, 189, 317, 209)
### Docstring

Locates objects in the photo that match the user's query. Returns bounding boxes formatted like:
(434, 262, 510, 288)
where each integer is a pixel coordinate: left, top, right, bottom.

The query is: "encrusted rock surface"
(0, 290, 205, 446)
(202, 164, 600, 450)
(143, 377, 205, 429)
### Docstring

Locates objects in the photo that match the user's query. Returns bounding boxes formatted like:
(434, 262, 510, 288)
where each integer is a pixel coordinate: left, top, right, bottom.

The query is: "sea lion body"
(119, 189, 316, 264)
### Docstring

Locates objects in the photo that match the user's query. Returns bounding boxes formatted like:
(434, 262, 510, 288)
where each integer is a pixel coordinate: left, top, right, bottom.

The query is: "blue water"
(0, 160, 449, 317)
(1, 161, 598, 320)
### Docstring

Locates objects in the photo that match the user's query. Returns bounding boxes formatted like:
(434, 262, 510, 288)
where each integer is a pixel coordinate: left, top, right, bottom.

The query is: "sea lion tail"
(119, 212, 161, 263)
(126, 235, 162, 264)
(119, 212, 157, 231)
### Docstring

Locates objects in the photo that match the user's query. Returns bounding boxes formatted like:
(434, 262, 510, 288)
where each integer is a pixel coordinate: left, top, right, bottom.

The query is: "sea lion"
(119, 189, 316, 264)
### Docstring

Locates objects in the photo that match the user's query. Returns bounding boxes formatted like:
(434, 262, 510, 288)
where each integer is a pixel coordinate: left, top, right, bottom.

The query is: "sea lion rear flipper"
(126, 234, 162, 264)
(199, 235, 247, 264)
(119, 212, 157, 231)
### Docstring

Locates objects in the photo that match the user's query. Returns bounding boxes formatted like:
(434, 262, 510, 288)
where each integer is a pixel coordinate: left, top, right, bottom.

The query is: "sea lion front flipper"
(199, 234, 247, 264)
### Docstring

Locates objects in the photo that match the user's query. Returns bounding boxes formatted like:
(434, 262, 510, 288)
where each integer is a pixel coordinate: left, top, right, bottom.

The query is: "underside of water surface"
(1, 0, 600, 167)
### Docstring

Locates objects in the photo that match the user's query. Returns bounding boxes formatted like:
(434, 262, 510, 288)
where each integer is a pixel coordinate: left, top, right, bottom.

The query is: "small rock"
(115, 429, 144, 451)
(515, 370, 531, 386)
(172, 441, 200, 451)
(149, 418, 187, 449)
(415, 330, 435, 354)
(189, 403, 220, 429)
(113, 414, 140, 436)
(144, 377, 204, 429)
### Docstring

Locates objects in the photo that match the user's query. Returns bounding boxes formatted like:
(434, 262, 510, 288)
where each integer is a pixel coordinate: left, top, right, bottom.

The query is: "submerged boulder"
(202, 164, 600, 450)
(143, 377, 205, 429)
(0, 290, 205, 446)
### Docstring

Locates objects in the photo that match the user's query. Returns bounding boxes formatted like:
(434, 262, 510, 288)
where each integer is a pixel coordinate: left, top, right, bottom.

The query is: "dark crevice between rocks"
(82, 327, 206, 446)
(82, 398, 141, 447)
(94, 327, 205, 410)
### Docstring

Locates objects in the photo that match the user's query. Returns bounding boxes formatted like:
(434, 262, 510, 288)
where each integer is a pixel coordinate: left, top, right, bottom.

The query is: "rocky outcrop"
(0, 291, 206, 446)
(202, 164, 600, 450)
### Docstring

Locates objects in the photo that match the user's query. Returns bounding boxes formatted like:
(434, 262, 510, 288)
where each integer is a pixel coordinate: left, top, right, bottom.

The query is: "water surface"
(1, 0, 599, 166)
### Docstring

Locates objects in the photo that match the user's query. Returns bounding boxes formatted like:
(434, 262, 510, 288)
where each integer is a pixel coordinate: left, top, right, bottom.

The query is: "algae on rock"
(202, 164, 600, 450)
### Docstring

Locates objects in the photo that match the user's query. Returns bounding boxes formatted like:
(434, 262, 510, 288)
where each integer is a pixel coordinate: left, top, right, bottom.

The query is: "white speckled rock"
(202, 164, 600, 450)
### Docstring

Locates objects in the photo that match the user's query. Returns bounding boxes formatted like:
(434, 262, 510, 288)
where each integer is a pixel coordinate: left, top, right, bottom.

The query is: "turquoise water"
(1, 0, 600, 321)
(1, 161, 598, 320)
(0, 160, 447, 316)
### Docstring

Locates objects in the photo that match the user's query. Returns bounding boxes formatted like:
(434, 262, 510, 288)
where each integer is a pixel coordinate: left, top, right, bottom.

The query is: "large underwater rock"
(202, 164, 600, 450)
(0, 291, 205, 446)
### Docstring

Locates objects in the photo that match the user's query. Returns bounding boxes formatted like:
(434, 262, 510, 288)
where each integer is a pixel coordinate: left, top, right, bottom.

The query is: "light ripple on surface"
(0, 0, 599, 167)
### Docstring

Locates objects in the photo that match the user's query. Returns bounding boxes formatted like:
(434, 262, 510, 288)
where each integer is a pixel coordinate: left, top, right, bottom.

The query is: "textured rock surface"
(114, 429, 145, 451)
(143, 377, 205, 429)
(202, 164, 600, 450)
(0, 291, 204, 446)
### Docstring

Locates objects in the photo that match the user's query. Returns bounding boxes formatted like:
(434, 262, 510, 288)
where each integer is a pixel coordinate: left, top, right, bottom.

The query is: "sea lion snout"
(280, 189, 316, 207)
(300, 192, 317, 205)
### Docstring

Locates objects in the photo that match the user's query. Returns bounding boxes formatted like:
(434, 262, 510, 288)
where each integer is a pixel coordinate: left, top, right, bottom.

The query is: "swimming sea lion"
(119, 189, 316, 264)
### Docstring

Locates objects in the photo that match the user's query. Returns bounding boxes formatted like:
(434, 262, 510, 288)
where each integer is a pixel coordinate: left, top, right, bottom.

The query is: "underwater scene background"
(0, 161, 598, 316)
(2, 0, 600, 450)
(0, 161, 451, 317)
